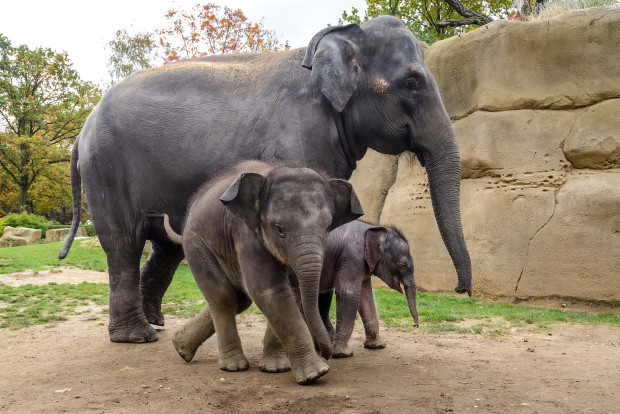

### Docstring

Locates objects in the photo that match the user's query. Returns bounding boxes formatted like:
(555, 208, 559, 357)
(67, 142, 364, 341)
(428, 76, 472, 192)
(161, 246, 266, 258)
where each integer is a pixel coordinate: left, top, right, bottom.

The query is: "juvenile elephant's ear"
(302, 24, 365, 112)
(220, 173, 265, 231)
(365, 227, 388, 273)
(328, 179, 364, 231)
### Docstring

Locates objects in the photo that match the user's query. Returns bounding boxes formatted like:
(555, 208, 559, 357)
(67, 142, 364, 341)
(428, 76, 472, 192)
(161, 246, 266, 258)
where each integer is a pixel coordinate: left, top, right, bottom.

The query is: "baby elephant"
(163, 160, 363, 384)
(317, 220, 419, 358)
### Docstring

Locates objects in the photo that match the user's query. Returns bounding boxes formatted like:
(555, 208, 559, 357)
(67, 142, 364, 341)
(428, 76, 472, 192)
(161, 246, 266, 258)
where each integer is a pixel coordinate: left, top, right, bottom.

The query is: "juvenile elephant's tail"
(161, 214, 183, 245)
(59, 140, 82, 260)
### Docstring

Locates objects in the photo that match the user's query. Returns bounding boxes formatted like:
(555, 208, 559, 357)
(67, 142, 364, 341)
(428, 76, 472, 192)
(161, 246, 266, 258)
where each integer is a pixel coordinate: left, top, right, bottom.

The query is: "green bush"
(0, 212, 60, 238)
(81, 224, 96, 237)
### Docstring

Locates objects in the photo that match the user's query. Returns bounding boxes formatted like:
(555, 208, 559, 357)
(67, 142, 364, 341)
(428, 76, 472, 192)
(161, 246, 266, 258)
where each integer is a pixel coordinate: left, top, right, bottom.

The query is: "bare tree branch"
(438, 0, 493, 28)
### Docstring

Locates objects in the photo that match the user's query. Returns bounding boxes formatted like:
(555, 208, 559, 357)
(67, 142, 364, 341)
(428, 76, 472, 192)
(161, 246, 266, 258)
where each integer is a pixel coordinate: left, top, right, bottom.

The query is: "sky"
(0, 0, 368, 85)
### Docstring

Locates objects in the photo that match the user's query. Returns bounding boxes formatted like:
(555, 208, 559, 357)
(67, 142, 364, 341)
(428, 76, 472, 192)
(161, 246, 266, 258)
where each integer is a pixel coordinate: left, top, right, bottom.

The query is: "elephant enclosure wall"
(350, 8, 620, 301)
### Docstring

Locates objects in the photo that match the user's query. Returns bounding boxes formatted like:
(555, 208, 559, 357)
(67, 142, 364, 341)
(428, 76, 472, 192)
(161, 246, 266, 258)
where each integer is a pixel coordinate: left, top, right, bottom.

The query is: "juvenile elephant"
(162, 160, 363, 384)
(60, 15, 472, 344)
(172, 220, 417, 363)
(317, 220, 419, 358)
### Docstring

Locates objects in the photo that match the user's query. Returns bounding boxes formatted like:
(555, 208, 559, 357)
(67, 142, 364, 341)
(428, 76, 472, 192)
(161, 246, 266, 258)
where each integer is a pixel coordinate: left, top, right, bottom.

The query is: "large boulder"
(351, 8, 620, 300)
(424, 8, 620, 120)
(0, 226, 42, 247)
(563, 99, 620, 169)
(45, 227, 88, 243)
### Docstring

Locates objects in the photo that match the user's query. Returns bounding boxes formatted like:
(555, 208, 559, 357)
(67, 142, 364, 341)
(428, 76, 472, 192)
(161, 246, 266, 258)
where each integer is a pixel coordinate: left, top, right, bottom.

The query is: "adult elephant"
(60, 15, 472, 343)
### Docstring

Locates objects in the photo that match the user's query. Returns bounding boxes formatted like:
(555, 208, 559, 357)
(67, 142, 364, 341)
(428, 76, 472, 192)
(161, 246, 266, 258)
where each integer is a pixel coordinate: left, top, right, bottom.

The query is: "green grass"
(0, 239, 108, 274)
(0, 240, 618, 333)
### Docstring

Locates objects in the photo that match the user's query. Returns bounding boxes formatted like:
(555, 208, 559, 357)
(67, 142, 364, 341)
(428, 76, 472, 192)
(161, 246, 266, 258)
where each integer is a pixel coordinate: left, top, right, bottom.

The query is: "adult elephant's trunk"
(288, 234, 332, 360)
(403, 275, 419, 327)
(420, 120, 472, 296)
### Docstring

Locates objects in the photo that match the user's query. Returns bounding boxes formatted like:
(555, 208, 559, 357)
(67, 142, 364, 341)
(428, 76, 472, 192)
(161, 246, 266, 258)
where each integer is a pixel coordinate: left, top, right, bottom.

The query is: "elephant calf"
(317, 220, 419, 358)
(163, 160, 363, 384)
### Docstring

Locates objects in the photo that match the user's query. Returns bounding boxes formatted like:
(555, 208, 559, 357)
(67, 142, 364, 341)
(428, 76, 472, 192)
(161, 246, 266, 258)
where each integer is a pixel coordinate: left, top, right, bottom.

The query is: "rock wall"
(351, 8, 620, 300)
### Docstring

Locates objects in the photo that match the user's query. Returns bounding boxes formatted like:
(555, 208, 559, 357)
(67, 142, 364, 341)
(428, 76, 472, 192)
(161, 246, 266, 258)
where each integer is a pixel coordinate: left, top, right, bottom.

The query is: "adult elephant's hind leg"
(102, 236, 157, 343)
(140, 240, 184, 325)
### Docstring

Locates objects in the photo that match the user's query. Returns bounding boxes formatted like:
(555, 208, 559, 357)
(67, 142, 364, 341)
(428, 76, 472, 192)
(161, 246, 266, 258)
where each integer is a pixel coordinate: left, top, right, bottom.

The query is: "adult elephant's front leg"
(140, 239, 184, 325)
(102, 237, 157, 343)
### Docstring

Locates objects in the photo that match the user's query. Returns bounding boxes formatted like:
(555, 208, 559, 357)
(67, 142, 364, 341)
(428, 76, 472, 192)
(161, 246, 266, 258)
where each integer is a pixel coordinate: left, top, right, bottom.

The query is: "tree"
(0, 35, 100, 213)
(156, 3, 283, 63)
(337, 0, 514, 44)
(107, 29, 157, 84)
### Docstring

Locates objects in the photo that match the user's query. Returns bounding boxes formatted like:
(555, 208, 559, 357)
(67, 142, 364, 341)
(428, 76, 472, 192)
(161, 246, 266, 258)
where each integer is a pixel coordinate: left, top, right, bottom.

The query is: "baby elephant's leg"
(333, 281, 361, 358)
(359, 278, 386, 349)
(259, 322, 291, 373)
(173, 306, 215, 362)
(185, 243, 249, 371)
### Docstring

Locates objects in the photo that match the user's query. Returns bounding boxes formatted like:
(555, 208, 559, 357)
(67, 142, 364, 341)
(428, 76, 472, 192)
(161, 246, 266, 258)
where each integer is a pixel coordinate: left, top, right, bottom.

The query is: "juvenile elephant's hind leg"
(186, 243, 249, 372)
(173, 292, 251, 362)
(259, 323, 291, 373)
(173, 306, 215, 362)
(140, 240, 185, 326)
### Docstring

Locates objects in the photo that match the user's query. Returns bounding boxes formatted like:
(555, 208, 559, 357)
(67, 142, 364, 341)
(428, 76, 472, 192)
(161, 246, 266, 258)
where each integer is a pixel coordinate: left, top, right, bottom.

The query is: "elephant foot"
(109, 322, 158, 343)
(291, 354, 330, 385)
(142, 299, 165, 326)
(332, 343, 354, 358)
(172, 330, 199, 362)
(363, 337, 386, 349)
(218, 353, 249, 372)
(259, 350, 291, 373)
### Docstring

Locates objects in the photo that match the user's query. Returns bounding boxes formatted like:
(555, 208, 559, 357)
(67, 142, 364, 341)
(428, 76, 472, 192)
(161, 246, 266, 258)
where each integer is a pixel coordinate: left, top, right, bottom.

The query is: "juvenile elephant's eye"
(274, 224, 286, 238)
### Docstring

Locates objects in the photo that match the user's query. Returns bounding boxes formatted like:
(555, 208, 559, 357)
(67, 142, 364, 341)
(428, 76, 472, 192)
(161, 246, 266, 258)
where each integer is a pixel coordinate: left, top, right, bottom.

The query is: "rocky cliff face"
(350, 8, 620, 300)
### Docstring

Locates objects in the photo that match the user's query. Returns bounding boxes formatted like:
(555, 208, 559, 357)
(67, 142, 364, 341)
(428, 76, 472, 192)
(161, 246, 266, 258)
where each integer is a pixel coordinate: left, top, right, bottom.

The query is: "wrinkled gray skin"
(163, 160, 364, 384)
(173, 219, 417, 364)
(317, 220, 419, 358)
(59, 16, 472, 344)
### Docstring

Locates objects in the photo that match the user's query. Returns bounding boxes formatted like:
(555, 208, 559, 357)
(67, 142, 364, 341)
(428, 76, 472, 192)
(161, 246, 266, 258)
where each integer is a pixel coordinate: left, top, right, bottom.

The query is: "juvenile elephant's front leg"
(240, 251, 329, 384)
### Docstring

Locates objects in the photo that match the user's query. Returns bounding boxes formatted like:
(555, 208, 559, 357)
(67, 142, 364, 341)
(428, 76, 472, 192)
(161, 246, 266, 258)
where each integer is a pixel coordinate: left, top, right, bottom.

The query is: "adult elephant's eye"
(403, 78, 418, 90)
(275, 224, 286, 238)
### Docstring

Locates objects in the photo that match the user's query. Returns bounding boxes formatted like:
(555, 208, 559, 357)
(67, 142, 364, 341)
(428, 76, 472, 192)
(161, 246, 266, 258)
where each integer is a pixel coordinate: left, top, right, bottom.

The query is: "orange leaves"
(156, 2, 282, 63)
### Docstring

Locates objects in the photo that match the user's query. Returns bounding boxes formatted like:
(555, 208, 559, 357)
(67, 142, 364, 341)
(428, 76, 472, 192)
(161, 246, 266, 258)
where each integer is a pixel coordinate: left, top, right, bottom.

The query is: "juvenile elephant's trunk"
(289, 235, 332, 360)
(403, 275, 419, 327)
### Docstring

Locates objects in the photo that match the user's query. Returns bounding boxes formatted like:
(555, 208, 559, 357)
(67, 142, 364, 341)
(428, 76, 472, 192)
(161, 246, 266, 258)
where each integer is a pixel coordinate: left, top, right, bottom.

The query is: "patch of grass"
(373, 288, 620, 336)
(0, 282, 108, 329)
(0, 238, 108, 274)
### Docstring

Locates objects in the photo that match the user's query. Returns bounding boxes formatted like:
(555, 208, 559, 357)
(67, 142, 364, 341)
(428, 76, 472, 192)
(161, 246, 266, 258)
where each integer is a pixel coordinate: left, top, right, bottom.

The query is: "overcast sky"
(1, 0, 368, 85)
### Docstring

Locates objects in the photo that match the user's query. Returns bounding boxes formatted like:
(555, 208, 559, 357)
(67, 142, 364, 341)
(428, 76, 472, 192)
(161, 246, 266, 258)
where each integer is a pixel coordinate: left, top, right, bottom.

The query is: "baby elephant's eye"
(274, 224, 286, 238)
(398, 261, 407, 271)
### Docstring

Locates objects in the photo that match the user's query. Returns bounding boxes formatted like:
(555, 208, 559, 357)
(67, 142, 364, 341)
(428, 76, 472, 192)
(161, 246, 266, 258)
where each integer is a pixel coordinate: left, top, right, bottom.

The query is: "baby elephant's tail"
(149, 213, 183, 245)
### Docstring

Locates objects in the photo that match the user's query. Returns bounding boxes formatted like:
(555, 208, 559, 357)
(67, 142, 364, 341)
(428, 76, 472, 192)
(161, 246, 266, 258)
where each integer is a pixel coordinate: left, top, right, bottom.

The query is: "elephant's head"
(303, 16, 472, 296)
(365, 226, 419, 327)
(220, 166, 364, 359)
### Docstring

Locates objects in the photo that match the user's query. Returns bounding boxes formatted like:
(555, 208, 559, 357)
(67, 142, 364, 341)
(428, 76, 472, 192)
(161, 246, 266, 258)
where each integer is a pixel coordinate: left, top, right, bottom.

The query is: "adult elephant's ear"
(220, 173, 265, 231)
(328, 179, 365, 231)
(302, 24, 365, 112)
(365, 227, 388, 273)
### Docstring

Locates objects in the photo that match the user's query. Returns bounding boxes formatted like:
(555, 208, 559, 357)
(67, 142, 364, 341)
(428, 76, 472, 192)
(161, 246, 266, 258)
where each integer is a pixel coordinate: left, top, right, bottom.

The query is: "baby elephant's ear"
(220, 172, 265, 231)
(365, 227, 388, 272)
(328, 179, 364, 231)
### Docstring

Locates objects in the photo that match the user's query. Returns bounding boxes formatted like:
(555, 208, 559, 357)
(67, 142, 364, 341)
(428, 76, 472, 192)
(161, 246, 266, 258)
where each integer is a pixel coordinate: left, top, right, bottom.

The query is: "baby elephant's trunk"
(403, 276, 419, 327)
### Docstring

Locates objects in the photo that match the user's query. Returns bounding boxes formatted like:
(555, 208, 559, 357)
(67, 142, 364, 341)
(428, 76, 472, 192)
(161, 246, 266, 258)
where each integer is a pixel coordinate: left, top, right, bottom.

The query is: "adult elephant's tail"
(59, 138, 82, 259)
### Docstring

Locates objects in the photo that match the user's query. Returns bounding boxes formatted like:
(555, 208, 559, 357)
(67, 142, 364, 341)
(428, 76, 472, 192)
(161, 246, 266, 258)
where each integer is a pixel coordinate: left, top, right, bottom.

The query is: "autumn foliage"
(157, 3, 283, 63)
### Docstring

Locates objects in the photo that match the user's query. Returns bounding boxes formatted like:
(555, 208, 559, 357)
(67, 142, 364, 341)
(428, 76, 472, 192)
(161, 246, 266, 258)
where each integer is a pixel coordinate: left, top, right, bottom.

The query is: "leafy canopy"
(0, 34, 100, 213)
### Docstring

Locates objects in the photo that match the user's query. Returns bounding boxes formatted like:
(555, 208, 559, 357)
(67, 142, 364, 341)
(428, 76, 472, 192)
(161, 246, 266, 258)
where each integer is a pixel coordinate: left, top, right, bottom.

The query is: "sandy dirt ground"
(1, 270, 619, 414)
